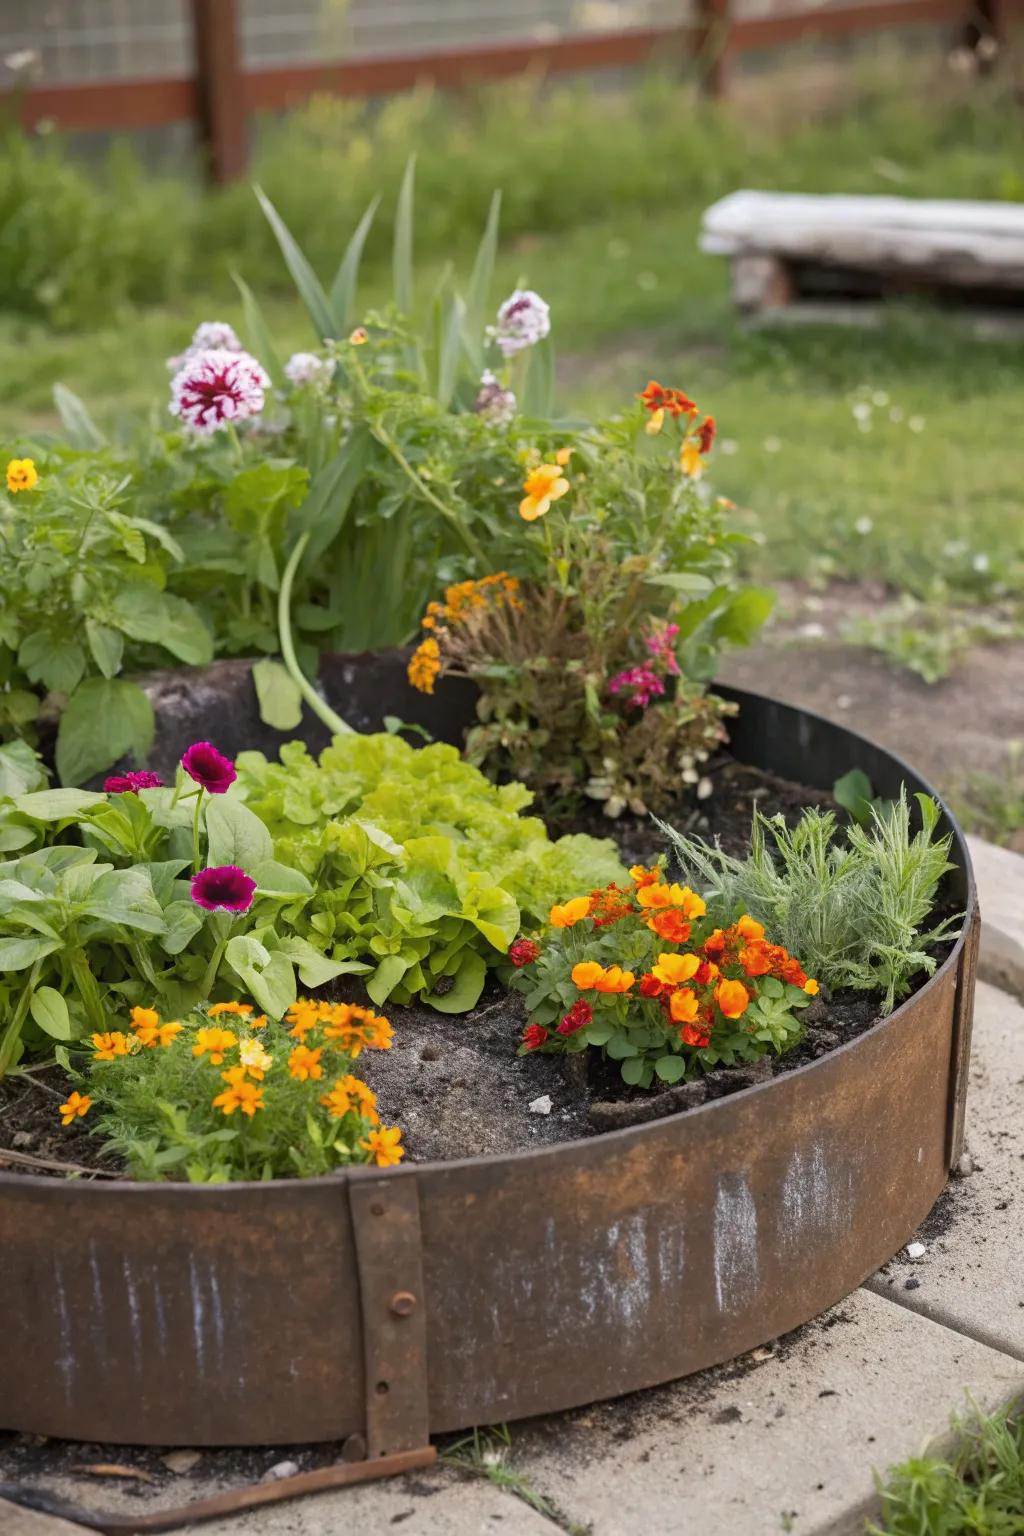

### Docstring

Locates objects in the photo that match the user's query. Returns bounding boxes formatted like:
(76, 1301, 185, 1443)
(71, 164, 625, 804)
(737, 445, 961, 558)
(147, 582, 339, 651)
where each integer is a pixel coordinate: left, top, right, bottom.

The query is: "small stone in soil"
(529, 1095, 553, 1115)
(906, 1241, 927, 1260)
(161, 1450, 202, 1475)
(261, 1460, 299, 1482)
(956, 1152, 976, 1177)
(905, 1277, 922, 1290)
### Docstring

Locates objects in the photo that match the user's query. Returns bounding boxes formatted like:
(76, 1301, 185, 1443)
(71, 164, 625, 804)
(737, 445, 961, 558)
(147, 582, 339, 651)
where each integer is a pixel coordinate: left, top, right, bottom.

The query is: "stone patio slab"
(966, 838, 1024, 999)
(867, 979, 1024, 1362)
(505, 1288, 1021, 1536)
(0, 1500, 90, 1536)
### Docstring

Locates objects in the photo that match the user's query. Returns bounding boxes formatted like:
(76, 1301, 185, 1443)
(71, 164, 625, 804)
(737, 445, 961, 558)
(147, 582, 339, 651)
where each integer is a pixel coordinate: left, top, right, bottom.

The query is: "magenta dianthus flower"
(644, 623, 681, 676)
(190, 865, 256, 913)
(608, 665, 666, 710)
(104, 771, 164, 794)
(181, 741, 237, 794)
(169, 348, 270, 435)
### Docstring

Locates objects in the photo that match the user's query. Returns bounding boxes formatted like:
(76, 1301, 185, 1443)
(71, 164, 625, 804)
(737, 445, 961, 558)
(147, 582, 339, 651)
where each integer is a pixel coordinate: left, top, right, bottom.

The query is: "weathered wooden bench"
(700, 191, 1024, 318)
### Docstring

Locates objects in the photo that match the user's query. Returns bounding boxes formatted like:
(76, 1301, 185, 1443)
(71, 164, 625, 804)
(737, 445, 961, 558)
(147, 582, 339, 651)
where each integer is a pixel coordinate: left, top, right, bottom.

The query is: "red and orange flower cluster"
(639, 380, 716, 478)
(514, 865, 817, 1062)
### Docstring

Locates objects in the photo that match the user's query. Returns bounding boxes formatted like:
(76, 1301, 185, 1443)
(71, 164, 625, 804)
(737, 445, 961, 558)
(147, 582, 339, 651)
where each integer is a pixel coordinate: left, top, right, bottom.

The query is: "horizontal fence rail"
(0, 0, 1007, 181)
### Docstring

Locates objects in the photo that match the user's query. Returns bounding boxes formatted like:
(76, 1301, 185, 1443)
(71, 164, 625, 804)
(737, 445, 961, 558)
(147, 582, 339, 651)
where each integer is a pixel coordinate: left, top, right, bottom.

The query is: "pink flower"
(557, 999, 593, 1036)
(181, 741, 236, 794)
(104, 771, 164, 793)
(608, 665, 666, 710)
(508, 937, 541, 968)
(473, 370, 516, 426)
(190, 865, 256, 913)
(169, 348, 270, 434)
(644, 623, 681, 676)
(490, 290, 550, 357)
(166, 320, 243, 373)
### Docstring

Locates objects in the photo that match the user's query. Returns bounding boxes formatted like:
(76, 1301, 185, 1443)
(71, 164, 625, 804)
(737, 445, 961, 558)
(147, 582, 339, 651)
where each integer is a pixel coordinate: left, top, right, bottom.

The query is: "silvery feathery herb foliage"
(657, 792, 959, 1012)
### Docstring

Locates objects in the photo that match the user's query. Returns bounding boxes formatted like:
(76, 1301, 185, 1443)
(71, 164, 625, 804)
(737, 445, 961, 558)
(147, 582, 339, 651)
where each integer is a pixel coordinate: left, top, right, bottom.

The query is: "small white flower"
(871, 390, 890, 407)
(854, 516, 874, 535)
(852, 401, 872, 422)
(473, 369, 517, 427)
(908, 415, 925, 433)
(284, 351, 334, 388)
(167, 319, 243, 373)
(942, 539, 967, 559)
(973, 552, 990, 573)
(490, 289, 550, 357)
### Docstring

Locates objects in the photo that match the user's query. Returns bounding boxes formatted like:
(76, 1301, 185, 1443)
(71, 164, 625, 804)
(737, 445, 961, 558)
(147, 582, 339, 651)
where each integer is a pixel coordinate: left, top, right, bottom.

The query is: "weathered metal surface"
(348, 1169, 431, 1459)
(0, 664, 977, 1445)
(947, 902, 981, 1168)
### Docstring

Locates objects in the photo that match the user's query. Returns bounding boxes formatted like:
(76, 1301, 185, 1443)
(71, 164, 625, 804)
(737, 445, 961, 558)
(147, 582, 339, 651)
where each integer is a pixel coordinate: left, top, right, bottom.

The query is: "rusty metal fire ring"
(0, 669, 978, 1453)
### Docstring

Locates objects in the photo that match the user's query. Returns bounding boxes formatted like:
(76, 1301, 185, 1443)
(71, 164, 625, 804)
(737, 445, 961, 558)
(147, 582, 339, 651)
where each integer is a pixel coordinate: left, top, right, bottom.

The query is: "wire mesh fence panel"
(0, 0, 193, 84)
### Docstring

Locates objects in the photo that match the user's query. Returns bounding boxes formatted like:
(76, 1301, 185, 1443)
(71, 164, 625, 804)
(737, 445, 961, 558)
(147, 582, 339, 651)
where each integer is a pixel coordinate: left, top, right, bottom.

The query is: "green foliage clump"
(659, 792, 959, 1012)
(236, 734, 625, 1010)
(869, 1399, 1024, 1536)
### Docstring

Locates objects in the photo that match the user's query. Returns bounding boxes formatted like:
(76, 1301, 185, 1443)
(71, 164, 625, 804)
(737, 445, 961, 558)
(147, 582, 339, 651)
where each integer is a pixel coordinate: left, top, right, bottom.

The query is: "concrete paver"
(0, 1500, 90, 1536)
(967, 838, 1024, 999)
(506, 1288, 1020, 1536)
(867, 979, 1024, 1361)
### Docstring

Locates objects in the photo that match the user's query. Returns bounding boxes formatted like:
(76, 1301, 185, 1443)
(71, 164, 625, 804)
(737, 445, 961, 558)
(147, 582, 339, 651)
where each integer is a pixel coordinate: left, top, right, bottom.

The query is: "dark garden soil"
(0, 757, 960, 1177)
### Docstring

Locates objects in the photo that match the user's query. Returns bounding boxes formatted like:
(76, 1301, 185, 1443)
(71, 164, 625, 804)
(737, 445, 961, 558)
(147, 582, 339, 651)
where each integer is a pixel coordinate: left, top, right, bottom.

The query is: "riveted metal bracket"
(947, 902, 980, 1169)
(348, 1168, 432, 1463)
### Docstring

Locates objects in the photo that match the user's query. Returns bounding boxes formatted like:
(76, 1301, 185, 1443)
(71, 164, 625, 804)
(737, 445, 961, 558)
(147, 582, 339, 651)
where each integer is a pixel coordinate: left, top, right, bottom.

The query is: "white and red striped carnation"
(169, 347, 270, 435)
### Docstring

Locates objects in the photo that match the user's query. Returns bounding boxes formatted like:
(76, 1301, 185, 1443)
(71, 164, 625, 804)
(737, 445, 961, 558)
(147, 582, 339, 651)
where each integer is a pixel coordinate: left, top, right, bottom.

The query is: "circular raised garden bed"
(0, 655, 978, 1454)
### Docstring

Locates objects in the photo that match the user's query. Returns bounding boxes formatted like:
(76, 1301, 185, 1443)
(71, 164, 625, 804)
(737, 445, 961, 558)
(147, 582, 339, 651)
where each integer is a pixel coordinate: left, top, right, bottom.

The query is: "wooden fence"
(2, 0, 1009, 184)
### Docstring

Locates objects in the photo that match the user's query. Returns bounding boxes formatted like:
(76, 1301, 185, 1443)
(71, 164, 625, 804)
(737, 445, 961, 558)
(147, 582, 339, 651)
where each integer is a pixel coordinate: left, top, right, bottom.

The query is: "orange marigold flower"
(629, 863, 662, 888)
(652, 952, 701, 987)
(637, 882, 703, 915)
(136, 1020, 184, 1049)
(285, 1000, 320, 1039)
(680, 1021, 710, 1048)
(639, 973, 666, 998)
(130, 1006, 160, 1032)
(192, 1026, 237, 1064)
(322, 1003, 393, 1057)
(703, 928, 727, 957)
(593, 965, 635, 994)
(288, 1044, 324, 1082)
(208, 1001, 253, 1018)
(804, 978, 820, 996)
(670, 988, 700, 1025)
(212, 1066, 263, 1117)
(665, 388, 698, 418)
(321, 1079, 355, 1118)
(59, 1090, 91, 1126)
(520, 463, 570, 522)
(91, 1031, 131, 1061)
(408, 637, 441, 694)
(716, 979, 750, 1020)
(588, 884, 635, 927)
(571, 961, 606, 990)
(337, 1074, 380, 1124)
(360, 1125, 405, 1168)
(639, 381, 666, 411)
(645, 910, 692, 944)
(736, 915, 765, 942)
(550, 896, 592, 929)
(740, 943, 772, 978)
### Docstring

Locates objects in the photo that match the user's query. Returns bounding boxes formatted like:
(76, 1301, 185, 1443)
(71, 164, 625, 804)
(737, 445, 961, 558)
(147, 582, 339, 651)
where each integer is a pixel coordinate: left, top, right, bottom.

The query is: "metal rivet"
(389, 1290, 416, 1318)
(370, 1202, 385, 1217)
(341, 1433, 366, 1463)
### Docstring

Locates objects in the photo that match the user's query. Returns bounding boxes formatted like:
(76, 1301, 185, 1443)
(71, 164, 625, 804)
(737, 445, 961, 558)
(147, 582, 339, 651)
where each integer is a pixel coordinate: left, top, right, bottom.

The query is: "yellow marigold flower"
(519, 463, 570, 522)
(239, 1038, 273, 1078)
(669, 989, 699, 1024)
(339, 1074, 380, 1124)
(652, 952, 701, 986)
(91, 1031, 131, 1061)
(549, 896, 592, 929)
(135, 1020, 184, 1049)
(408, 637, 441, 695)
(130, 1006, 160, 1033)
(679, 442, 705, 479)
(736, 915, 765, 942)
(629, 863, 662, 888)
(320, 1079, 355, 1118)
(212, 1066, 264, 1117)
(716, 979, 750, 1019)
(594, 965, 635, 994)
(349, 327, 368, 345)
(804, 978, 820, 996)
(555, 446, 573, 466)
(285, 1000, 320, 1040)
(59, 1090, 91, 1126)
(360, 1125, 405, 1168)
(571, 960, 606, 989)
(192, 1026, 237, 1065)
(645, 407, 665, 436)
(6, 458, 38, 493)
(288, 1044, 324, 1082)
(636, 882, 684, 911)
(208, 1001, 253, 1018)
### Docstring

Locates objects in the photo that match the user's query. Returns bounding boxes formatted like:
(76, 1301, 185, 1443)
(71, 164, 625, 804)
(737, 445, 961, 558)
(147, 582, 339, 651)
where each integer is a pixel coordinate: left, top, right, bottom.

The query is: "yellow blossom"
(239, 1038, 273, 1078)
(652, 952, 701, 986)
(59, 1091, 91, 1126)
(519, 463, 570, 522)
(349, 327, 368, 345)
(208, 1001, 253, 1018)
(130, 1006, 160, 1032)
(644, 407, 665, 436)
(91, 1031, 131, 1061)
(6, 458, 38, 493)
(679, 442, 705, 479)
(549, 896, 592, 929)
(360, 1125, 405, 1168)
(192, 1026, 237, 1064)
(288, 1044, 323, 1082)
(212, 1066, 264, 1117)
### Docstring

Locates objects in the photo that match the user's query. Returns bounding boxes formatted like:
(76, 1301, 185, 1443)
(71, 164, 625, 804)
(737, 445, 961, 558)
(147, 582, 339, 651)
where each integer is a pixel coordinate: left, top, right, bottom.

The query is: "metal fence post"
(190, 0, 248, 183)
(698, 0, 732, 97)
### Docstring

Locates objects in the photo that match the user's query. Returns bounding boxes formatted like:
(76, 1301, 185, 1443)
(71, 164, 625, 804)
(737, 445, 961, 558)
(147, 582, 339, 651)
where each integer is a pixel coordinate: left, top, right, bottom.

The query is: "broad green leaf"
(0, 935, 60, 969)
(366, 952, 410, 1005)
(232, 269, 284, 384)
(392, 156, 416, 318)
(645, 572, 714, 594)
(18, 633, 86, 695)
(423, 950, 486, 1013)
(0, 741, 47, 798)
(277, 935, 369, 988)
(654, 1055, 687, 1083)
(252, 658, 303, 733)
(620, 1056, 646, 1086)
(712, 587, 776, 646)
(223, 935, 296, 1018)
(296, 429, 372, 564)
(52, 383, 105, 449)
(83, 867, 165, 932)
(30, 987, 72, 1041)
(160, 900, 205, 956)
(606, 1033, 638, 1060)
(85, 620, 125, 679)
(520, 335, 554, 419)
(205, 797, 273, 872)
(834, 768, 874, 825)
(583, 1022, 615, 1046)
(56, 678, 155, 787)
(254, 185, 337, 341)
(330, 194, 380, 329)
(16, 788, 107, 821)
(110, 586, 213, 667)
(251, 860, 315, 896)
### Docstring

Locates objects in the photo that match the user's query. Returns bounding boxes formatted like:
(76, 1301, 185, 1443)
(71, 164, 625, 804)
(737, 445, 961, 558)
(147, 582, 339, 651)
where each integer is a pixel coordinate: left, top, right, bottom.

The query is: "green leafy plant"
(659, 791, 959, 1012)
(508, 869, 816, 1087)
(235, 733, 625, 1011)
(65, 996, 404, 1182)
(868, 1398, 1024, 1536)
